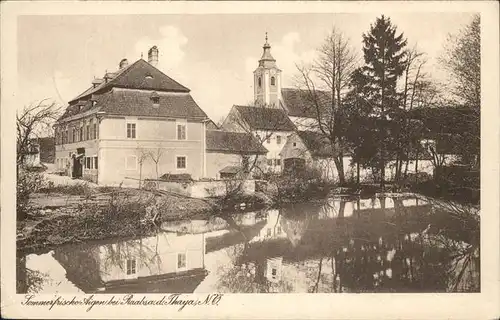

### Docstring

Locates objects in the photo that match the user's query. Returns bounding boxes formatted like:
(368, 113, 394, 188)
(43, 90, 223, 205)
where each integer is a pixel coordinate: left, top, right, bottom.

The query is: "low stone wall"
(140, 179, 257, 199)
(191, 180, 255, 198)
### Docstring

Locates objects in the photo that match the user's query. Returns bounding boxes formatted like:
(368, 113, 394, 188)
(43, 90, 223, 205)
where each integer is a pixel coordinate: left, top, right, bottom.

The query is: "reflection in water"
(17, 196, 479, 294)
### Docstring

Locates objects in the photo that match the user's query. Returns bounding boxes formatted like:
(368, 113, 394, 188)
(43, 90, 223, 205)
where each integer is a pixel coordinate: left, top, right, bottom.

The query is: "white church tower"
(254, 33, 282, 108)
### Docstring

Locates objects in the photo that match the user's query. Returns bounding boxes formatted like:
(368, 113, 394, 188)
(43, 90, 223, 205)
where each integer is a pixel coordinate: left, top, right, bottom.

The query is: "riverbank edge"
(17, 185, 335, 255)
(16, 182, 472, 256)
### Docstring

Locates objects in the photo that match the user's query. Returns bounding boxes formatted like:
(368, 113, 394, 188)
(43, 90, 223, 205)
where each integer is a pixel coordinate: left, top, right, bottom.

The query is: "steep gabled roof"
(296, 131, 336, 157)
(58, 90, 208, 122)
(234, 105, 296, 131)
(102, 268, 208, 293)
(97, 90, 208, 120)
(281, 88, 331, 118)
(206, 130, 268, 154)
(68, 59, 190, 104)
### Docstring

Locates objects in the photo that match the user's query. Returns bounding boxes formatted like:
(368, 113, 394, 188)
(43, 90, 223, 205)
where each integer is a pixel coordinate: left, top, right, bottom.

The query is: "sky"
(18, 12, 475, 122)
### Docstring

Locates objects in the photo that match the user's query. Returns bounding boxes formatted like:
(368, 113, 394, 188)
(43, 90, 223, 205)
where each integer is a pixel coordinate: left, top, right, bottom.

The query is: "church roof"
(281, 88, 332, 118)
(234, 105, 296, 131)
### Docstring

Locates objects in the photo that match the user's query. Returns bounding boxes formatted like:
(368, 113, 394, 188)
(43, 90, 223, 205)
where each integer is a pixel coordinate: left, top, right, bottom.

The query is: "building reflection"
(53, 232, 208, 293)
(26, 196, 478, 294)
(230, 196, 479, 293)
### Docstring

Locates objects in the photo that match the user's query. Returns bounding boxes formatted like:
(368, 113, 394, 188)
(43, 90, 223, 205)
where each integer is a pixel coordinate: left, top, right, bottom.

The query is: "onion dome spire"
(259, 32, 276, 67)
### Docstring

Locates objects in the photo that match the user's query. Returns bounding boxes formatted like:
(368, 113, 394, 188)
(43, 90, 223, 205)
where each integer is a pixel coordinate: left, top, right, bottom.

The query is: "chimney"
(119, 58, 129, 69)
(148, 46, 158, 67)
(92, 78, 103, 88)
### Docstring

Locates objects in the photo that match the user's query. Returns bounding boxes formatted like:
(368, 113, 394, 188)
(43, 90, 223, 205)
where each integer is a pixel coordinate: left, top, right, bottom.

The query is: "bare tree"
(421, 139, 450, 178)
(295, 27, 358, 185)
(394, 47, 428, 182)
(440, 14, 480, 112)
(439, 14, 480, 168)
(148, 147, 165, 182)
(17, 100, 61, 168)
(136, 147, 150, 188)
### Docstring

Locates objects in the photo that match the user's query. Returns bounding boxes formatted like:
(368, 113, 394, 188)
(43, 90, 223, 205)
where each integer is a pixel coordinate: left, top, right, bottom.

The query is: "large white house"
(54, 46, 265, 185)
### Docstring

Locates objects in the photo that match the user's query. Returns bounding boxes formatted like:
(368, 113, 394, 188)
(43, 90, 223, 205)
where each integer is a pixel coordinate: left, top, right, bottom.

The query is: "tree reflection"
(221, 196, 480, 293)
(16, 254, 50, 294)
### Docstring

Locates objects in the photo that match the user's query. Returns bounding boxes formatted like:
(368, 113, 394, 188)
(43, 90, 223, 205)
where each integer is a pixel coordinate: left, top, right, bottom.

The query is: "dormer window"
(150, 92, 160, 106)
(271, 76, 276, 86)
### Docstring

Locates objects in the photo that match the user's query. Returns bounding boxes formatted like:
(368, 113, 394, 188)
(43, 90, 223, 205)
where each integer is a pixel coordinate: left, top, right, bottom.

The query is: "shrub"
(160, 173, 193, 182)
(38, 182, 93, 196)
(17, 170, 45, 220)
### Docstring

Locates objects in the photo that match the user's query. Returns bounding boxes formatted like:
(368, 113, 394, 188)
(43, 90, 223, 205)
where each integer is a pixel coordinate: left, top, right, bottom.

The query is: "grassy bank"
(17, 181, 276, 254)
(17, 174, 404, 255)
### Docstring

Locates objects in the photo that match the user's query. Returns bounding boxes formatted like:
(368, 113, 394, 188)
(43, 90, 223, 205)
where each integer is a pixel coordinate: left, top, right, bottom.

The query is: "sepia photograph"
(1, 1, 499, 319)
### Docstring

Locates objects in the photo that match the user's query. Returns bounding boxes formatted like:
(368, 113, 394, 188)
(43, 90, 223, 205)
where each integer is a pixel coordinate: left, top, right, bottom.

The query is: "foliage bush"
(38, 182, 93, 196)
(159, 173, 193, 182)
(17, 170, 45, 220)
(269, 168, 329, 203)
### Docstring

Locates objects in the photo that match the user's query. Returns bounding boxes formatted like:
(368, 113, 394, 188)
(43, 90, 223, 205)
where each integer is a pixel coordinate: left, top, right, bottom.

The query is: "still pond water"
(17, 196, 480, 294)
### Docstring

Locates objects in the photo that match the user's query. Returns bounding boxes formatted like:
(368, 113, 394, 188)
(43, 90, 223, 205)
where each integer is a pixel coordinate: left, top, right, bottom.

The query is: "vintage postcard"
(1, 1, 499, 319)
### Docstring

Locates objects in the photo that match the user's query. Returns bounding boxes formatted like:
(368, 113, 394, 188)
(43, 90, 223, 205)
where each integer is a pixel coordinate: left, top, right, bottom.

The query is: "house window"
(126, 259, 137, 275)
(271, 268, 277, 277)
(94, 157, 98, 170)
(127, 123, 136, 139)
(85, 157, 92, 169)
(177, 123, 186, 140)
(151, 96, 160, 105)
(177, 253, 186, 269)
(293, 142, 297, 147)
(266, 228, 272, 237)
(86, 124, 90, 140)
(267, 159, 273, 166)
(93, 123, 97, 139)
(79, 126, 83, 141)
(258, 76, 262, 88)
(266, 137, 271, 144)
(271, 76, 276, 86)
(176, 156, 186, 169)
(126, 155, 137, 170)
(277, 226, 282, 234)
(276, 135, 281, 144)
(275, 159, 281, 166)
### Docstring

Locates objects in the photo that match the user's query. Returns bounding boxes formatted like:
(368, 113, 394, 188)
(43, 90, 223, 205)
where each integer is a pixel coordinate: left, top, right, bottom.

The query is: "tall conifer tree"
(360, 15, 407, 188)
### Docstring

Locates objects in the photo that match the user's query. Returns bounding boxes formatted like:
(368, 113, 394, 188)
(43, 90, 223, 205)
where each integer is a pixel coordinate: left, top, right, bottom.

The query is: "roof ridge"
(141, 59, 190, 92)
(68, 60, 139, 103)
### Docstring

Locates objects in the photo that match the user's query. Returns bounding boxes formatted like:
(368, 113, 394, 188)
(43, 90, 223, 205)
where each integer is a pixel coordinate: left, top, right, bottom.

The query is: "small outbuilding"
(205, 130, 268, 179)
